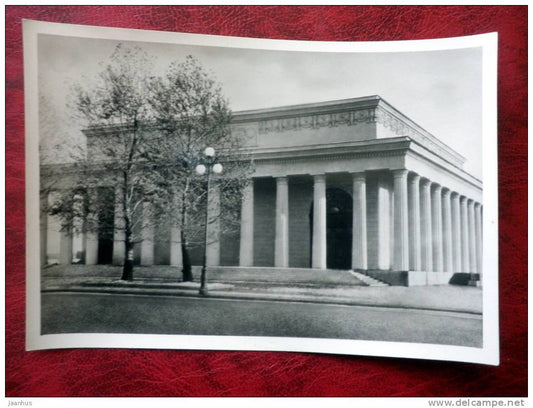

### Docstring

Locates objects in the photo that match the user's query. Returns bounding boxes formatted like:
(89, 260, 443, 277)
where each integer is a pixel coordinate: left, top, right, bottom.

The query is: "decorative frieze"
(231, 123, 257, 144)
(257, 109, 375, 134)
(375, 106, 464, 168)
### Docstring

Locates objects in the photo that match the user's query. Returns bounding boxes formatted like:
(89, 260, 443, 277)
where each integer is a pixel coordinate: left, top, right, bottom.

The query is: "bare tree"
(48, 44, 160, 280)
(43, 46, 252, 282)
(148, 56, 252, 282)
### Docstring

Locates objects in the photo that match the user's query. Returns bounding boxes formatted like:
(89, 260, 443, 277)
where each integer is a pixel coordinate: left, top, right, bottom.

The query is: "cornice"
(374, 100, 466, 167)
(406, 149, 482, 192)
(256, 149, 406, 166)
(230, 96, 467, 171)
(250, 138, 411, 164)
(82, 122, 156, 137)
(231, 95, 381, 123)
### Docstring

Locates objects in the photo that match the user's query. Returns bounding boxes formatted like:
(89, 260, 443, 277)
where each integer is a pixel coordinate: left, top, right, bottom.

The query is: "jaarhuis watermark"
(7, 400, 32, 407)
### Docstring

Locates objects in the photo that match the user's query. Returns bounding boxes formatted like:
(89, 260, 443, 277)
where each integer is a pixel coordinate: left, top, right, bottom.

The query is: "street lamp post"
(195, 147, 223, 296)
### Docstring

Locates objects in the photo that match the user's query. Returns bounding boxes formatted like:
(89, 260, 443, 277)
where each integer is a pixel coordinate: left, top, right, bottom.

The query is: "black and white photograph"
(24, 20, 498, 364)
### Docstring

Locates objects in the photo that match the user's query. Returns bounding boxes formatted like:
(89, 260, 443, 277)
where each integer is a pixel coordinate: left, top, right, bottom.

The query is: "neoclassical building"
(42, 95, 483, 286)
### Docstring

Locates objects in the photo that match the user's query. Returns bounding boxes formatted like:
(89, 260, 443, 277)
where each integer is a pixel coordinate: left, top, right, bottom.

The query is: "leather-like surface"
(6, 6, 527, 397)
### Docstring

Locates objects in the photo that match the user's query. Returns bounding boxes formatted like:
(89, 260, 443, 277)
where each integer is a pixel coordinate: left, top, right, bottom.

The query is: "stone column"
(312, 174, 327, 269)
(468, 199, 477, 273)
(393, 170, 409, 271)
(431, 184, 443, 272)
(112, 186, 125, 265)
(71, 194, 85, 263)
(85, 189, 99, 265)
(460, 196, 470, 272)
(59, 227, 73, 265)
(442, 189, 453, 273)
(56, 192, 73, 264)
(475, 203, 483, 276)
(50, 190, 72, 265)
(206, 182, 220, 267)
(352, 172, 367, 271)
(170, 195, 182, 267)
(420, 179, 433, 272)
(140, 201, 154, 266)
(451, 193, 462, 272)
(379, 176, 392, 270)
(170, 224, 182, 266)
(46, 191, 62, 264)
(275, 177, 289, 267)
(408, 173, 421, 271)
(239, 180, 255, 267)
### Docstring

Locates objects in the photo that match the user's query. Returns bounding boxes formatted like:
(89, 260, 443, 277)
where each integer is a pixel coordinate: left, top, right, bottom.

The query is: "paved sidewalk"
(41, 265, 483, 314)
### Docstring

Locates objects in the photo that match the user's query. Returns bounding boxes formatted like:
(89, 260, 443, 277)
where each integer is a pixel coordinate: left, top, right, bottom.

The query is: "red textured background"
(5, 6, 527, 397)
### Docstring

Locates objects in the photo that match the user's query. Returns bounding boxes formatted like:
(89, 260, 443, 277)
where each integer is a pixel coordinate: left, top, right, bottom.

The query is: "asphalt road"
(41, 292, 482, 347)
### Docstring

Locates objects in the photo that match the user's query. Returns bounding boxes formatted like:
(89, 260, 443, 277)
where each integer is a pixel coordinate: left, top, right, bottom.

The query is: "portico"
(41, 95, 483, 286)
(227, 95, 483, 285)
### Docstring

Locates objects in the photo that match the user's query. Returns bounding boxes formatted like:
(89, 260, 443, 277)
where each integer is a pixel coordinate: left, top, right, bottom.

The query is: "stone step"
(349, 271, 389, 287)
(206, 266, 364, 286)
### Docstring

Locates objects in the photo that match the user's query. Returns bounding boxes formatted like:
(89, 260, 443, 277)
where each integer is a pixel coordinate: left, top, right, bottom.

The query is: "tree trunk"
(121, 230, 134, 281)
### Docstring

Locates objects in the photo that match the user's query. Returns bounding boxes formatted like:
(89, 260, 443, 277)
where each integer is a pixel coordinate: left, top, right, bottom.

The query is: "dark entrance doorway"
(309, 188, 353, 269)
(97, 187, 114, 264)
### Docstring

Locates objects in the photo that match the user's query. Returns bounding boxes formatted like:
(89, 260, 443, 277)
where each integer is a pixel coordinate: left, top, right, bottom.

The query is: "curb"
(41, 286, 483, 317)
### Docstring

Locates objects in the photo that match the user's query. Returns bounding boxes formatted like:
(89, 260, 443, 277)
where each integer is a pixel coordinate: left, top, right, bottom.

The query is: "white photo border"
(23, 19, 499, 365)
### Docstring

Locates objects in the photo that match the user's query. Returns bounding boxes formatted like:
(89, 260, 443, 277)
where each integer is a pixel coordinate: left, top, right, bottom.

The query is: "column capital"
(408, 173, 421, 184)
(460, 195, 469, 203)
(276, 176, 288, 184)
(474, 202, 482, 209)
(312, 174, 326, 183)
(432, 183, 442, 193)
(442, 188, 452, 198)
(392, 169, 409, 178)
(350, 171, 366, 181)
(420, 178, 432, 188)
(450, 191, 461, 199)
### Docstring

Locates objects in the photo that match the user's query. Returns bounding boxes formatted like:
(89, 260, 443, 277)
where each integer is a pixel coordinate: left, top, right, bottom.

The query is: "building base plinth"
(364, 270, 456, 286)
(467, 273, 482, 287)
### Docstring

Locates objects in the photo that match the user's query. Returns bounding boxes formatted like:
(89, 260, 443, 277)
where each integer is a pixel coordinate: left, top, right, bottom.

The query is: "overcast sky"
(38, 34, 483, 178)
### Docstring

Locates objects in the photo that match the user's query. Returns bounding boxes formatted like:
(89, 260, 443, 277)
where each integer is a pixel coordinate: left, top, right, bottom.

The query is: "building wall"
(220, 228, 240, 266)
(97, 187, 115, 265)
(288, 178, 313, 268)
(253, 177, 276, 266)
(188, 242, 204, 266)
(220, 194, 241, 266)
(154, 221, 171, 265)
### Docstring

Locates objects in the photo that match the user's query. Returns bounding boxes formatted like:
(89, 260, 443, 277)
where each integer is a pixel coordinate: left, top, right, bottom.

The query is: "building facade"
(41, 95, 483, 286)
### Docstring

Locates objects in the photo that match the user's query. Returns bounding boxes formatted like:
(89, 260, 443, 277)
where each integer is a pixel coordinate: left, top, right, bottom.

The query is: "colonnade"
(398, 171, 483, 277)
(42, 169, 483, 285)
(237, 170, 483, 279)
(109, 186, 221, 267)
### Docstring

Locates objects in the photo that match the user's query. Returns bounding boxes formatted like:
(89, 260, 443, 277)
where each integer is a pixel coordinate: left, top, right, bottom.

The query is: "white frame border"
(23, 20, 499, 365)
